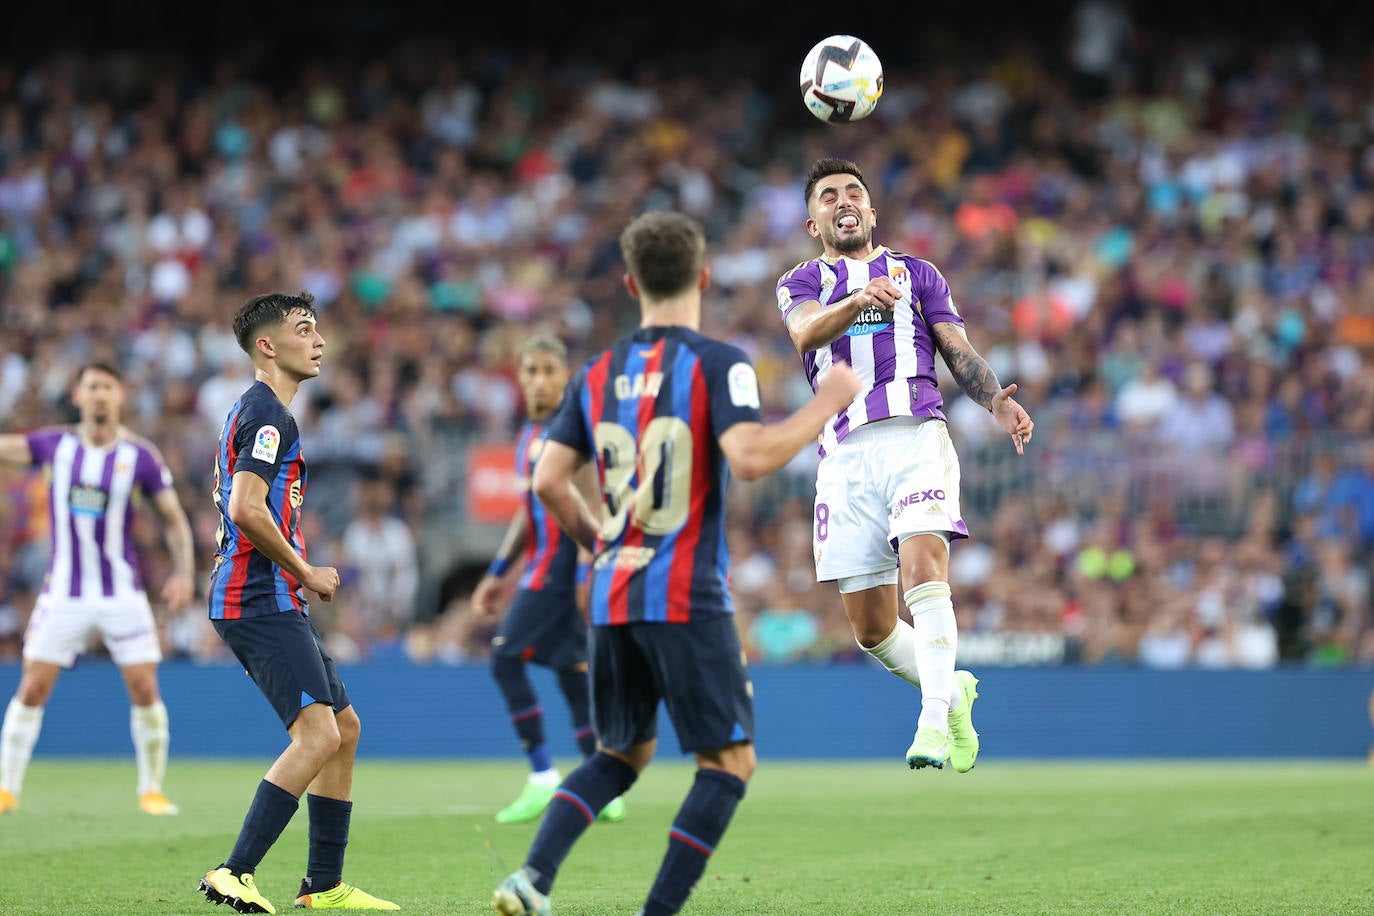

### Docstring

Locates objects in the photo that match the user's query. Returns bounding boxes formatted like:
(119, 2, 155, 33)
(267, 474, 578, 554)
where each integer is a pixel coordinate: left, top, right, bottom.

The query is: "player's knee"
(490, 652, 527, 686)
(15, 680, 51, 707)
(335, 708, 361, 748)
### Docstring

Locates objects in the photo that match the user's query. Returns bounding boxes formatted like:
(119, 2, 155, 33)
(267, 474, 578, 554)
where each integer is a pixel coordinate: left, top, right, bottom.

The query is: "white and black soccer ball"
(799, 35, 884, 123)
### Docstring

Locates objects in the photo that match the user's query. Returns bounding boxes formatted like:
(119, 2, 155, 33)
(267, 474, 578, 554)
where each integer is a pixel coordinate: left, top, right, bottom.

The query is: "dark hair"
(521, 334, 568, 362)
(233, 291, 317, 354)
(804, 158, 869, 205)
(619, 211, 705, 299)
(75, 362, 124, 384)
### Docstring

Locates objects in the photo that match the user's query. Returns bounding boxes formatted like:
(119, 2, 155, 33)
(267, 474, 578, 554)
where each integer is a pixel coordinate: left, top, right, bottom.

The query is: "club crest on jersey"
(252, 425, 280, 463)
(289, 478, 304, 508)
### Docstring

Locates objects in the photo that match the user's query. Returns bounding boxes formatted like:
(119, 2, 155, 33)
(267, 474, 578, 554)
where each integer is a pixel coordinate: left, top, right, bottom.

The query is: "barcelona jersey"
(516, 420, 579, 591)
(208, 381, 310, 619)
(545, 326, 763, 625)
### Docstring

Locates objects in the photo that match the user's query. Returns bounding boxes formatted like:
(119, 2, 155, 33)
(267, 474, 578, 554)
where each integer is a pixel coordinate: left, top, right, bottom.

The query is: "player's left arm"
(152, 487, 196, 611)
(532, 442, 600, 554)
(931, 321, 1034, 455)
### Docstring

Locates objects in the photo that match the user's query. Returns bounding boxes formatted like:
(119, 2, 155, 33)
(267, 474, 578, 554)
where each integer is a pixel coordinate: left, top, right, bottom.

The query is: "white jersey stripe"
(76, 444, 106, 599)
(107, 442, 139, 596)
(49, 435, 76, 599)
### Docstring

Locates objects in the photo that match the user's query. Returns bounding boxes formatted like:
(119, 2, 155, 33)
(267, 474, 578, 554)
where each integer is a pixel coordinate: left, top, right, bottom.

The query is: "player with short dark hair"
(473, 334, 625, 825)
(198, 291, 397, 914)
(0, 362, 195, 816)
(492, 211, 862, 916)
(778, 158, 1035, 770)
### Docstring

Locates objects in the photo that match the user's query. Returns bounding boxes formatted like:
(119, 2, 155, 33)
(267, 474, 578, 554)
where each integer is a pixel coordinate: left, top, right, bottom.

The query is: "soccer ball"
(799, 35, 884, 123)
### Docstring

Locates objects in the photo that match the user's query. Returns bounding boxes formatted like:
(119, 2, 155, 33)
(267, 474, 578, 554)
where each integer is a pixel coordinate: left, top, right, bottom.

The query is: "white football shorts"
(812, 416, 968, 582)
(23, 592, 163, 668)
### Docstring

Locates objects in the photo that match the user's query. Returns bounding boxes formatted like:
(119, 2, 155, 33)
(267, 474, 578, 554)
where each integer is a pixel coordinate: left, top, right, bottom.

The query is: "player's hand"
(990, 383, 1034, 455)
(161, 575, 195, 612)
(817, 361, 864, 413)
(302, 564, 340, 601)
(852, 277, 901, 312)
(472, 574, 505, 618)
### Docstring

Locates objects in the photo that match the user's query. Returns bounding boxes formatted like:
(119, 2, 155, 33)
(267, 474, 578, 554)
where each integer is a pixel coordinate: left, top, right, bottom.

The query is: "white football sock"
(1, 698, 44, 795)
(530, 768, 561, 787)
(131, 701, 169, 795)
(905, 581, 958, 732)
(858, 618, 922, 688)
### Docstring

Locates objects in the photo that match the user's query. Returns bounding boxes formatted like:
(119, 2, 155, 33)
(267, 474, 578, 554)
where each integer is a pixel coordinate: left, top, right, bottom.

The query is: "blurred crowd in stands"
(0, 6, 1371, 669)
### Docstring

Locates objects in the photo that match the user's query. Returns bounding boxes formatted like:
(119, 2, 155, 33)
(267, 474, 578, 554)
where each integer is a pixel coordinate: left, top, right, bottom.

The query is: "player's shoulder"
(887, 250, 947, 281)
(673, 328, 752, 373)
(27, 425, 75, 442)
(776, 256, 822, 285)
(238, 383, 295, 426)
(120, 429, 165, 460)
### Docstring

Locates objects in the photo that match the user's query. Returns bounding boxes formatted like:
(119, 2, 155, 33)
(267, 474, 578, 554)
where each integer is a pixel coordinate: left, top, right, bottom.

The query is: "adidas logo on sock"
(927, 636, 953, 649)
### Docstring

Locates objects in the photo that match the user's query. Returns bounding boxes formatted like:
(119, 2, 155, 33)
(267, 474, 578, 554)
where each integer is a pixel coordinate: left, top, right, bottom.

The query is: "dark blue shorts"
(213, 612, 351, 730)
(492, 587, 587, 670)
(590, 615, 755, 755)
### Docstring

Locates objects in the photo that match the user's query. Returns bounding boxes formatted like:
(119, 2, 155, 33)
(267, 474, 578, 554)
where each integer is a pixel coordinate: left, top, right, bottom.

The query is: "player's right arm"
(227, 471, 339, 601)
(0, 434, 32, 466)
(783, 278, 903, 354)
(532, 443, 601, 555)
(718, 362, 863, 481)
(472, 510, 526, 617)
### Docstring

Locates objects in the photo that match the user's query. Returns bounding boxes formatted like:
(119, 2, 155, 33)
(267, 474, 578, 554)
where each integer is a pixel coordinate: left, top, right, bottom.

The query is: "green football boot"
(597, 796, 626, 823)
(906, 726, 950, 770)
(495, 780, 557, 824)
(948, 670, 981, 773)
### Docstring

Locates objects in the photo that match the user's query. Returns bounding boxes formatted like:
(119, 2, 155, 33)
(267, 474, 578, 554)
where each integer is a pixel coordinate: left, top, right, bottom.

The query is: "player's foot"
(597, 796, 626, 823)
(906, 726, 950, 770)
(492, 869, 551, 916)
(948, 670, 981, 773)
(200, 866, 276, 914)
(495, 780, 557, 824)
(140, 790, 180, 815)
(294, 881, 399, 909)
(0, 788, 16, 813)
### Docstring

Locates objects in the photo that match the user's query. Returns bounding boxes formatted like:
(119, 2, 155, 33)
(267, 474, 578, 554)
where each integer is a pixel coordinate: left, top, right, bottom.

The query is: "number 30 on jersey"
(594, 418, 693, 541)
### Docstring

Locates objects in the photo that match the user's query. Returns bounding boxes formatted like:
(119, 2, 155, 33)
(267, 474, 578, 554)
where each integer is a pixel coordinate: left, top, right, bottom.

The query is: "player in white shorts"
(778, 158, 1035, 771)
(0, 363, 196, 814)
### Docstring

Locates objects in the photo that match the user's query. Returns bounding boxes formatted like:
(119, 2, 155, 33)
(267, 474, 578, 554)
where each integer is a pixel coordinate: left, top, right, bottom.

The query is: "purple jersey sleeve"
(775, 260, 824, 322)
(134, 443, 174, 497)
(545, 368, 591, 458)
(232, 397, 296, 485)
(911, 258, 965, 329)
(24, 428, 65, 467)
(700, 342, 764, 439)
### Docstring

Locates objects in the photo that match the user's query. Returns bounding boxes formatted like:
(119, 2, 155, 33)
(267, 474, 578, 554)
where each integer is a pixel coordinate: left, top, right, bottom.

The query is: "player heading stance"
(492, 212, 861, 916)
(473, 335, 625, 825)
(777, 158, 1034, 770)
(199, 291, 397, 914)
(0, 363, 193, 815)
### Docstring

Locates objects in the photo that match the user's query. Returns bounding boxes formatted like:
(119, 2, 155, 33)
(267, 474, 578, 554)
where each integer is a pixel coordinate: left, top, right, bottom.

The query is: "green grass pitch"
(0, 759, 1369, 914)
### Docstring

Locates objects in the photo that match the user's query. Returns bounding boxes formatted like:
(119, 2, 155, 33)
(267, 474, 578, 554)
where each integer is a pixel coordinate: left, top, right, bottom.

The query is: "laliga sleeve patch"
(776, 286, 793, 312)
(728, 363, 761, 409)
(251, 425, 281, 463)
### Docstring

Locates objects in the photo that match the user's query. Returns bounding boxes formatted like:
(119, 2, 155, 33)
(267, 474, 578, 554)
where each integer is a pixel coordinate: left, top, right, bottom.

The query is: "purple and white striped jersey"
(776, 247, 965, 454)
(25, 428, 173, 601)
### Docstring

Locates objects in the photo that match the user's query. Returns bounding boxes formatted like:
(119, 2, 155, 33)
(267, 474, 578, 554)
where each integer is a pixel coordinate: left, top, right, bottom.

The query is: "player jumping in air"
(0, 362, 194, 816)
(199, 291, 397, 913)
(492, 211, 862, 916)
(472, 335, 625, 825)
(776, 158, 1034, 770)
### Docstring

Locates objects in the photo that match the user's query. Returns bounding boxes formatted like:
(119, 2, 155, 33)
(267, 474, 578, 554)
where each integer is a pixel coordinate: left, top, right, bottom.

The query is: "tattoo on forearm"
(935, 327, 1000, 410)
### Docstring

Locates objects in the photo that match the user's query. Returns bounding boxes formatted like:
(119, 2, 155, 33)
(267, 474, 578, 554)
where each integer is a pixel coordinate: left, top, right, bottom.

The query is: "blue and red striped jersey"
(516, 420, 579, 591)
(546, 326, 763, 625)
(207, 381, 310, 620)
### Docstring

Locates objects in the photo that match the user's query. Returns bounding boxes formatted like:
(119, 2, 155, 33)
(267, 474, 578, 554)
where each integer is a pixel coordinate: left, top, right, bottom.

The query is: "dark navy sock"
(301, 793, 352, 896)
(524, 752, 638, 894)
(556, 667, 596, 758)
(224, 779, 300, 874)
(492, 655, 547, 769)
(643, 769, 747, 915)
